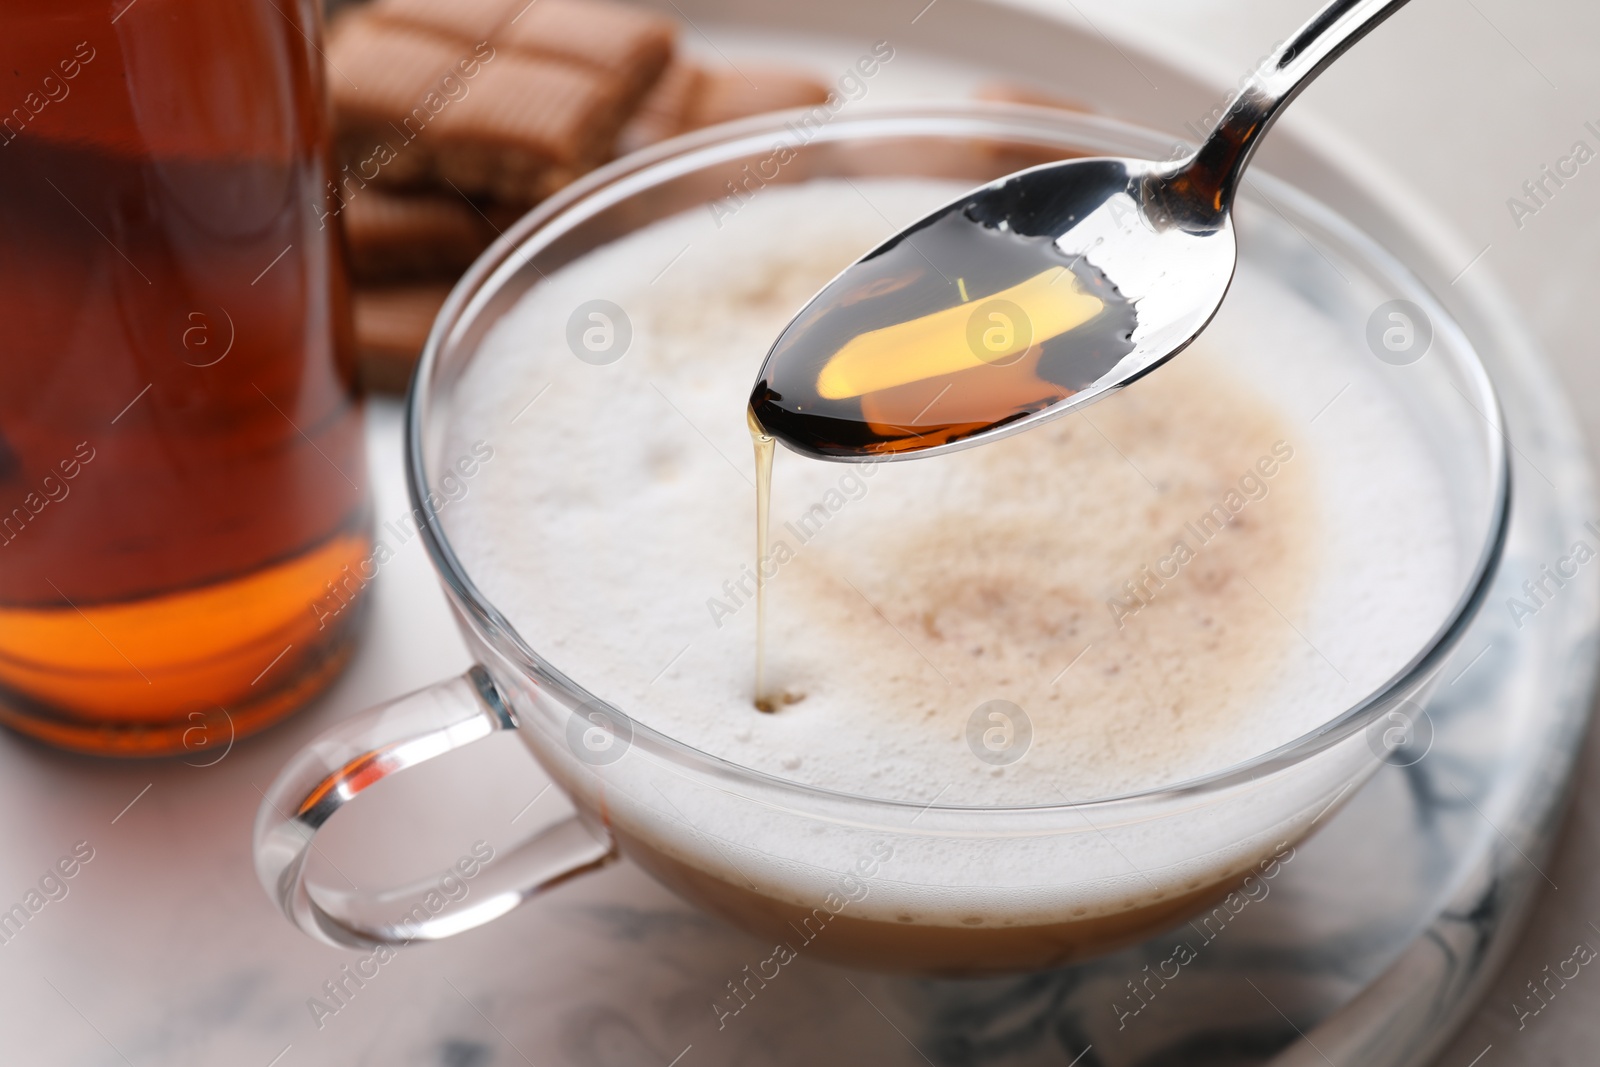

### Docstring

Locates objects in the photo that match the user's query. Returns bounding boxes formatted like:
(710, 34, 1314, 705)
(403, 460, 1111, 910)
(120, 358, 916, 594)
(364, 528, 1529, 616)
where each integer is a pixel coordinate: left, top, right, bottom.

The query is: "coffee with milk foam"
(444, 178, 1458, 812)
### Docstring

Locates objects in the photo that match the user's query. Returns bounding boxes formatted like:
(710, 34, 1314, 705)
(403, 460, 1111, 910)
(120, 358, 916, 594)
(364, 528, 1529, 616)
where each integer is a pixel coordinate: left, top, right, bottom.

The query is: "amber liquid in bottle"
(0, 1, 370, 754)
(745, 196, 1137, 705)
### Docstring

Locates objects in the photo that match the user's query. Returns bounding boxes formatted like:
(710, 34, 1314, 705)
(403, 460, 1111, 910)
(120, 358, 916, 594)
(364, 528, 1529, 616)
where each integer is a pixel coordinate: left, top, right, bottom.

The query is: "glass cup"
(254, 104, 1508, 976)
(0, 0, 370, 755)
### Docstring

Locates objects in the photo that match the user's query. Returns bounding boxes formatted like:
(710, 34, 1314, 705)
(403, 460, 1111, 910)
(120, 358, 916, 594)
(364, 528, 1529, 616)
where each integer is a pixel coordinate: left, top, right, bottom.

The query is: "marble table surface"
(3, 1, 1598, 1065)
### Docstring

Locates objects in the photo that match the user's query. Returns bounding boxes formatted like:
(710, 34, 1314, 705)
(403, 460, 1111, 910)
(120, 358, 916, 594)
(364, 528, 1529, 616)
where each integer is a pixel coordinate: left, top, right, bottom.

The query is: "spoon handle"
(1163, 0, 1415, 226)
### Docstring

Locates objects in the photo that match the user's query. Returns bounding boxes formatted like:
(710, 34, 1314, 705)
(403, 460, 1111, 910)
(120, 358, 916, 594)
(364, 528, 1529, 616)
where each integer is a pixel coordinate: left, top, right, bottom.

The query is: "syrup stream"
(748, 406, 776, 712)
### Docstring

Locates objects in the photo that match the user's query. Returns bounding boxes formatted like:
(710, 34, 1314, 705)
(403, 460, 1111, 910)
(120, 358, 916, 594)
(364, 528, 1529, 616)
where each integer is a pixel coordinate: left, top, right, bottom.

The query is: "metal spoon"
(750, 0, 1414, 461)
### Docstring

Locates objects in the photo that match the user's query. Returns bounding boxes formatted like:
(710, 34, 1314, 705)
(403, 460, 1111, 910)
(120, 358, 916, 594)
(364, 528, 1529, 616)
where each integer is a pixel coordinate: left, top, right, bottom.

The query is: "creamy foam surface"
(444, 178, 1460, 808)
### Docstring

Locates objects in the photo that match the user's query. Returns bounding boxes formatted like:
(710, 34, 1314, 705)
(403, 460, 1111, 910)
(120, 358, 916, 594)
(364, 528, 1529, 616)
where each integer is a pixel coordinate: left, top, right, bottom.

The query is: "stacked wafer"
(324, 0, 834, 392)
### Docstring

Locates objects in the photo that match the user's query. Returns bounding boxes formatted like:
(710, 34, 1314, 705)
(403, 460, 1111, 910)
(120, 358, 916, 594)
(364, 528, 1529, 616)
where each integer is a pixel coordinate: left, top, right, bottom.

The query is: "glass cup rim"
(405, 101, 1512, 819)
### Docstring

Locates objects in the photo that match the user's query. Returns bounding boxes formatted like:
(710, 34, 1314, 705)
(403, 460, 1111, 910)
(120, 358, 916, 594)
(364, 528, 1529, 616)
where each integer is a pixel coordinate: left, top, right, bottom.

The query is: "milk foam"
(444, 178, 1460, 811)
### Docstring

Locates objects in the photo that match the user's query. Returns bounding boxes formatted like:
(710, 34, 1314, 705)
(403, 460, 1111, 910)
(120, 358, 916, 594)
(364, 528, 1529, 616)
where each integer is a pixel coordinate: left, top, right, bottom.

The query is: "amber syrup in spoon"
(748, 198, 1137, 459)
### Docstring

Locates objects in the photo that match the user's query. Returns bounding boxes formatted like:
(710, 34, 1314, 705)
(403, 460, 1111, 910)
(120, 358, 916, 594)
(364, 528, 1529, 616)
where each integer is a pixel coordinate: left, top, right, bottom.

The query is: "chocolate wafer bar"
(326, 13, 480, 187)
(615, 57, 705, 155)
(684, 66, 831, 129)
(370, 0, 674, 110)
(341, 189, 497, 281)
(615, 62, 839, 158)
(428, 51, 624, 203)
(328, 2, 673, 203)
(354, 282, 454, 394)
(496, 0, 675, 102)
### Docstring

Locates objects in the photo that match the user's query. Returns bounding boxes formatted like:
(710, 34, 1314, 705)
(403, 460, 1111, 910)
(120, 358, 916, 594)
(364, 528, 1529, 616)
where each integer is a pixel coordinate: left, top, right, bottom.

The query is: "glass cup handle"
(252, 666, 616, 948)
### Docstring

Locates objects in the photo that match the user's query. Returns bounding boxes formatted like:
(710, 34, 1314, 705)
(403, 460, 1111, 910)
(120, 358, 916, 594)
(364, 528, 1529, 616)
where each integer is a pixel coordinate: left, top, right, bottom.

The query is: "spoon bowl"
(751, 0, 1413, 461)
